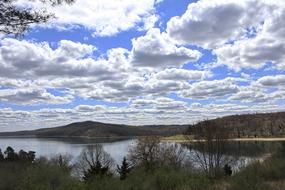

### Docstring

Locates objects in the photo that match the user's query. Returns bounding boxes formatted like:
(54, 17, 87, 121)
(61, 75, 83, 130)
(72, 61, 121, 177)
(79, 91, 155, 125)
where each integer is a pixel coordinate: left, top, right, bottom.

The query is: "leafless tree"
(75, 144, 114, 180)
(187, 120, 230, 177)
(158, 142, 187, 169)
(128, 136, 160, 171)
(128, 136, 187, 171)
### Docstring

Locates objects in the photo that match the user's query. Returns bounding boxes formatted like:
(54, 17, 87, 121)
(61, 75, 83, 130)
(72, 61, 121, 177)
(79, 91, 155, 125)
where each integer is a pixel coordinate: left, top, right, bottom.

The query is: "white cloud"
(0, 88, 73, 105)
(1, 99, 285, 131)
(0, 38, 131, 80)
(229, 88, 270, 103)
(164, 0, 285, 71)
(17, 0, 162, 37)
(166, 0, 276, 48)
(256, 75, 285, 88)
(131, 28, 201, 69)
(153, 68, 211, 81)
(214, 10, 285, 71)
(229, 75, 285, 103)
(180, 78, 240, 99)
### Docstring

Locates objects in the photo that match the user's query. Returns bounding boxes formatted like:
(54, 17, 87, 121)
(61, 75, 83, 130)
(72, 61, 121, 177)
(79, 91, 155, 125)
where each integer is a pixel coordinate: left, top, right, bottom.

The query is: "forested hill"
(1, 112, 284, 138)
(0, 121, 189, 138)
(188, 112, 285, 138)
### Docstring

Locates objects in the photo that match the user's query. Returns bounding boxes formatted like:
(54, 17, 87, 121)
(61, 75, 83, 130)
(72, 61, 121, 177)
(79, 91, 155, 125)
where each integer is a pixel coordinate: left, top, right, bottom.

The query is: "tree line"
(187, 112, 285, 138)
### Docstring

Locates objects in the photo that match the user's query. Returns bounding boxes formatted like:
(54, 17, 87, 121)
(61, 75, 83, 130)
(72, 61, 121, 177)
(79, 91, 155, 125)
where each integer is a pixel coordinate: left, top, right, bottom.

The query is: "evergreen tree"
(223, 164, 232, 176)
(117, 157, 132, 180)
(4, 146, 18, 161)
(83, 160, 110, 181)
(0, 149, 4, 161)
(18, 150, 36, 162)
(77, 144, 114, 181)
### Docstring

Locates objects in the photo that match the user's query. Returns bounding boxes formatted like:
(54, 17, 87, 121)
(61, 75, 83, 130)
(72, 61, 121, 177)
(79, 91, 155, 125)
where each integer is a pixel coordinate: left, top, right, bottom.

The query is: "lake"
(0, 137, 283, 169)
(0, 137, 135, 164)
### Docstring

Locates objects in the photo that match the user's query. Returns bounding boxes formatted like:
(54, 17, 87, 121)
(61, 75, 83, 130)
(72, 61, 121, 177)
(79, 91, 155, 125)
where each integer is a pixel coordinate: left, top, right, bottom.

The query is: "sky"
(0, 0, 285, 131)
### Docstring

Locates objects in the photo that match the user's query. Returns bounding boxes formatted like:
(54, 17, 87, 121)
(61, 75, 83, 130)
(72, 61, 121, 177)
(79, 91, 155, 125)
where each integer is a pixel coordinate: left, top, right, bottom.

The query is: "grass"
(161, 135, 189, 141)
(162, 135, 285, 143)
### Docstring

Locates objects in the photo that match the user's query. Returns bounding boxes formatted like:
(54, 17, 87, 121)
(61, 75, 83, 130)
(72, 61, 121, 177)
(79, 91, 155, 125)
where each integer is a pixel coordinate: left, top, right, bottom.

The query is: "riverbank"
(162, 135, 285, 143)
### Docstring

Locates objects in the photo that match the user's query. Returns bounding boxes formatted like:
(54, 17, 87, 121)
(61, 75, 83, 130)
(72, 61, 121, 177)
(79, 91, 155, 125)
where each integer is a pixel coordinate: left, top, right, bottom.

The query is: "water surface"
(0, 137, 135, 164)
(0, 137, 282, 168)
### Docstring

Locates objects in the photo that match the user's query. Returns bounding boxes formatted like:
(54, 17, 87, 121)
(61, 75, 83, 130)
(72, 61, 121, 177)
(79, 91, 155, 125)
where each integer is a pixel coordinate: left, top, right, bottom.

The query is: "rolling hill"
(1, 111, 284, 139)
(0, 121, 189, 138)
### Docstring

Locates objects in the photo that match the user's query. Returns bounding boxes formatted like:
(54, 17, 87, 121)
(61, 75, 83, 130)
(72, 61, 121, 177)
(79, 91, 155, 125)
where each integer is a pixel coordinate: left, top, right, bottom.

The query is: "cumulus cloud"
(229, 75, 285, 103)
(165, 0, 285, 70)
(153, 68, 211, 81)
(214, 9, 285, 71)
(16, 0, 162, 37)
(166, 0, 276, 48)
(0, 37, 205, 103)
(0, 88, 73, 105)
(1, 0, 285, 130)
(131, 28, 201, 69)
(0, 38, 100, 78)
(1, 99, 285, 131)
(255, 75, 285, 88)
(229, 88, 270, 103)
(180, 78, 240, 99)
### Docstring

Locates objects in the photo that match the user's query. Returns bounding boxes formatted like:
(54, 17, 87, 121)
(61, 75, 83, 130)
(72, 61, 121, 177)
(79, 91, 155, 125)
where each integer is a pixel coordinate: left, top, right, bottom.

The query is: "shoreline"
(1, 135, 285, 142)
(162, 137, 285, 143)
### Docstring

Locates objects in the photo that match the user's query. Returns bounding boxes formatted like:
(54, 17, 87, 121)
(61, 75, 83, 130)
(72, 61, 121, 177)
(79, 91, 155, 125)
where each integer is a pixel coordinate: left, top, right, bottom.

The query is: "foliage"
(1, 143, 285, 190)
(223, 164, 232, 176)
(76, 144, 114, 181)
(0, 0, 74, 35)
(117, 157, 132, 180)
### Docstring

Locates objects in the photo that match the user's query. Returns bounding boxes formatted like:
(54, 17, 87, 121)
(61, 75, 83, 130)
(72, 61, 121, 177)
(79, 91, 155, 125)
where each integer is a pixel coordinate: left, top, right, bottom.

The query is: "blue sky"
(0, 0, 285, 131)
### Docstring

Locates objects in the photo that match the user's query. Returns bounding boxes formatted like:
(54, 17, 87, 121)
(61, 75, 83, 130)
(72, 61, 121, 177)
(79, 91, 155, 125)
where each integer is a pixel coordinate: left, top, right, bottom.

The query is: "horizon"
(1, 0, 285, 132)
(2, 110, 285, 133)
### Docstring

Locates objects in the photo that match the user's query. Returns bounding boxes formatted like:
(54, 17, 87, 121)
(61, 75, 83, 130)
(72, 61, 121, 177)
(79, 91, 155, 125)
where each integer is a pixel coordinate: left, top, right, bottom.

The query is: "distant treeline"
(187, 112, 285, 138)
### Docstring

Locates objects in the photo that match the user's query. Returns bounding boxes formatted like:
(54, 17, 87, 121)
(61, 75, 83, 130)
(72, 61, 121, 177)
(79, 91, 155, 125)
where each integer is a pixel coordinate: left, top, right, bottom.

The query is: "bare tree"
(128, 136, 160, 171)
(187, 120, 230, 177)
(76, 144, 114, 181)
(128, 136, 187, 171)
(0, 0, 74, 35)
(158, 142, 186, 169)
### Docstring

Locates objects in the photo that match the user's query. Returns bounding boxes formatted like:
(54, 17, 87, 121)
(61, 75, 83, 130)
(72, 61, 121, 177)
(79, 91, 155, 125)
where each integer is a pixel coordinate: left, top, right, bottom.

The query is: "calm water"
(0, 137, 282, 167)
(0, 137, 135, 164)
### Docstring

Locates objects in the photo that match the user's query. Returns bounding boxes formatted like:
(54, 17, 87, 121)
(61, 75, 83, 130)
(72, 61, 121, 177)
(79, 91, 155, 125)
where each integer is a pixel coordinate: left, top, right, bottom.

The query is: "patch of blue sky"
(244, 26, 259, 38)
(244, 65, 285, 80)
(46, 88, 70, 96)
(24, 27, 145, 55)
(155, 0, 197, 31)
(72, 96, 128, 107)
(0, 86, 14, 90)
(209, 65, 232, 79)
(184, 47, 216, 70)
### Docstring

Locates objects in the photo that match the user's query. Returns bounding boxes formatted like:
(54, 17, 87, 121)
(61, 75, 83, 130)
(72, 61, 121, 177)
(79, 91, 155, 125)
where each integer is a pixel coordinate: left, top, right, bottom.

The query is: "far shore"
(1, 135, 285, 143)
(161, 135, 285, 143)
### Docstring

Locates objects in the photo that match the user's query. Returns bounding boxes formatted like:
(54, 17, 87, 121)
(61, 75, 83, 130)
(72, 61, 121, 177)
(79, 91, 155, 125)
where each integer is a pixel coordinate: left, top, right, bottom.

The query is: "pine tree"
(117, 157, 132, 180)
(83, 160, 110, 181)
(0, 149, 4, 161)
(4, 146, 18, 161)
(223, 164, 232, 176)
